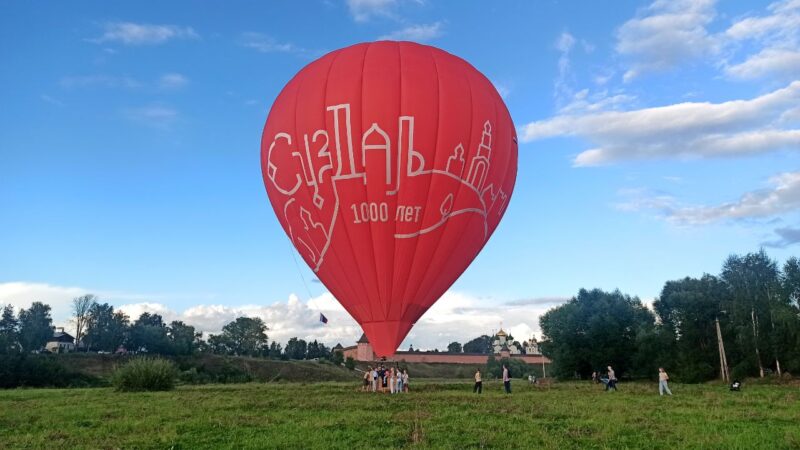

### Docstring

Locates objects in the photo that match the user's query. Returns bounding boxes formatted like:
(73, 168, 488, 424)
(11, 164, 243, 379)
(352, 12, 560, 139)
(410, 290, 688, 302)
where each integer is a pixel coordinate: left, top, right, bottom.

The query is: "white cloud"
(723, 0, 800, 80)
(40, 94, 64, 106)
(554, 31, 576, 107)
(59, 74, 141, 89)
(158, 73, 188, 89)
(347, 0, 398, 22)
(123, 104, 179, 129)
(90, 22, 199, 46)
(725, 48, 800, 80)
(0, 281, 567, 350)
(491, 80, 511, 100)
(239, 32, 303, 53)
(725, 0, 800, 42)
(616, 0, 718, 81)
(520, 81, 800, 166)
(0, 282, 85, 325)
(618, 171, 800, 225)
(378, 22, 443, 41)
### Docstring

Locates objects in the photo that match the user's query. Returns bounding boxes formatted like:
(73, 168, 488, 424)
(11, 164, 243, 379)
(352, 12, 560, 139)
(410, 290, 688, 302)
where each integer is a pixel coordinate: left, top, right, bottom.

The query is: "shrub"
(112, 357, 177, 392)
(344, 356, 356, 370)
(0, 354, 104, 389)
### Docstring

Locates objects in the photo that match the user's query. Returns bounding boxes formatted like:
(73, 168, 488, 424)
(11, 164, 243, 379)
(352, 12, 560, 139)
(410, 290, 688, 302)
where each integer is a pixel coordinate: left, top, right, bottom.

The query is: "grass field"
(1, 380, 798, 449)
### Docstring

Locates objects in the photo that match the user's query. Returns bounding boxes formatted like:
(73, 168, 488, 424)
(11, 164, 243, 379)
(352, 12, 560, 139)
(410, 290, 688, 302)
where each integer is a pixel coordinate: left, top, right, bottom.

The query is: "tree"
(331, 348, 344, 365)
(721, 250, 784, 378)
(268, 341, 283, 359)
(0, 304, 19, 354)
(447, 341, 462, 353)
(306, 340, 330, 359)
(284, 337, 308, 360)
(539, 289, 656, 379)
(168, 321, 201, 355)
(18, 302, 53, 352)
(463, 335, 492, 354)
(84, 303, 129, 352)
(782, 257, 800, 309)
(654, 275, 726, 382)
(344, 356, 356, 370)
(129, 313, 171, 354)
(72, 294, 96, 345)
(208, 317, 269, 357)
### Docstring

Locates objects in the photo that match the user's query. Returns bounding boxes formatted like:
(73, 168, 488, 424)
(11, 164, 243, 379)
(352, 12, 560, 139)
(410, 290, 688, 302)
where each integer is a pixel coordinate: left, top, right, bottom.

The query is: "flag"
(319, 313, 328, 324)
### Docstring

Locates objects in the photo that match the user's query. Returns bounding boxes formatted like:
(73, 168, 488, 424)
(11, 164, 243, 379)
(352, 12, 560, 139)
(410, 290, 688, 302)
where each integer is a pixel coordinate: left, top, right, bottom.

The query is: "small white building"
(523, 337, 541, 355)
(45, 328, 75, 353)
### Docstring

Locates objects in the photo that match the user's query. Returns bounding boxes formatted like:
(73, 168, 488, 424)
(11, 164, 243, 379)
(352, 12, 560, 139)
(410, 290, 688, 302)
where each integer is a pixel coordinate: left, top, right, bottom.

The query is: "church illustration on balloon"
(265, 103, 510, 274)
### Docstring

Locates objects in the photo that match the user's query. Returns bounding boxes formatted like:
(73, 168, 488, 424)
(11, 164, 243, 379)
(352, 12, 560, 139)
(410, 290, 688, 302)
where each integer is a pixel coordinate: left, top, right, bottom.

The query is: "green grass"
(1, 380, 798, 449)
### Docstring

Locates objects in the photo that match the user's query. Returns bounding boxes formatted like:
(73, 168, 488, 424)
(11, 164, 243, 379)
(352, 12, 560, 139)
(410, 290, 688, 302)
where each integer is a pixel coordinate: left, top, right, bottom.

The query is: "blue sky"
(2, 0, 799, 349)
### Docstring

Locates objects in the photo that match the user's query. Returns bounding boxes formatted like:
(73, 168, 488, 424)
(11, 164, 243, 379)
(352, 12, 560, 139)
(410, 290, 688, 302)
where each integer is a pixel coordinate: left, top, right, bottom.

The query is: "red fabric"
(261, 41, 517, 357)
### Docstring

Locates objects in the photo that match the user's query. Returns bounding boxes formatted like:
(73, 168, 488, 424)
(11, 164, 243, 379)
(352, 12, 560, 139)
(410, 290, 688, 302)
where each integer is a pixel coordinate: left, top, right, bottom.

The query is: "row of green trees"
(540, 250, 800, 382)
(0, 296, 338, 362)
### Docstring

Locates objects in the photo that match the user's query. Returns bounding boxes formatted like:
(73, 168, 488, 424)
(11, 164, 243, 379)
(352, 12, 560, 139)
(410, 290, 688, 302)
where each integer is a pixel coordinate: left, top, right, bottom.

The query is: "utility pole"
(715, 317, 730, 383)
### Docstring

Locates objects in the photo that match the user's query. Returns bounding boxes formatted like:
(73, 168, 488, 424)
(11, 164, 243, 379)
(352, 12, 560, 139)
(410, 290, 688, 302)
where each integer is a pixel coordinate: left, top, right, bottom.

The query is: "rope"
(286, 239, 325, 322)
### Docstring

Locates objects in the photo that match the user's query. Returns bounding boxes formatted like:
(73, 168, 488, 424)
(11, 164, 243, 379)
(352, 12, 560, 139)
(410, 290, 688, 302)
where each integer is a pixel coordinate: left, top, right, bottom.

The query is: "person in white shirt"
(502, 365, 511, 394)
(606, 365, 617, 391)
(474, 369, 482, 394)
(658, 367, 673, 396)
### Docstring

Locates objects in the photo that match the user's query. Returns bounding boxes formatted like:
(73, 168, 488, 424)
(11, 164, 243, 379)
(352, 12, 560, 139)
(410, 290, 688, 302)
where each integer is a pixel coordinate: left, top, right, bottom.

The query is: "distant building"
(45, 328, 75, 353)
(342, 329, 551, 366)
(523, 337, 541, 355)
(491, 328, 520, 355)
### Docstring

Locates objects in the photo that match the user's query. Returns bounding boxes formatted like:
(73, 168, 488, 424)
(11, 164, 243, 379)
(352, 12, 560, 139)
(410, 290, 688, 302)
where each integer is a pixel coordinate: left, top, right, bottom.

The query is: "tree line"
(539, 250, 800, 382)
(0, 295, 344, 364)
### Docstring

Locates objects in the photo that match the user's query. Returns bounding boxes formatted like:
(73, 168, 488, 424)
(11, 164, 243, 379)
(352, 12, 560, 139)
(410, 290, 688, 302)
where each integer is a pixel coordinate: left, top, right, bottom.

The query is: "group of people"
(591, 365, 674, 396)
(472, 364, 513, 394)
(362, 365, 409, 393)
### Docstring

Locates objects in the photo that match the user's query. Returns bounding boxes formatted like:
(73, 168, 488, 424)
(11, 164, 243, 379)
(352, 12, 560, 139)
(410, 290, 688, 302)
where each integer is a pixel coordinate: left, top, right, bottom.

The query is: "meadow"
(1, 380, 798, 449)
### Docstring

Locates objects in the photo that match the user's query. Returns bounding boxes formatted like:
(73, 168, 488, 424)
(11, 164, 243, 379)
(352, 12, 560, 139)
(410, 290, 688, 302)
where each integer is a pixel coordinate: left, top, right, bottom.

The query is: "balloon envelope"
(261, 41, 517, 357)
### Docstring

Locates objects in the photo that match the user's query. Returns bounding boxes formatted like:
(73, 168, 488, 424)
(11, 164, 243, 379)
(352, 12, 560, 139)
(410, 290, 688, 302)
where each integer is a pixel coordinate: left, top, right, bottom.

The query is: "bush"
(112, 357, 177, 392)
(344, 356, 356, 370)
(0, 354, 104, 389)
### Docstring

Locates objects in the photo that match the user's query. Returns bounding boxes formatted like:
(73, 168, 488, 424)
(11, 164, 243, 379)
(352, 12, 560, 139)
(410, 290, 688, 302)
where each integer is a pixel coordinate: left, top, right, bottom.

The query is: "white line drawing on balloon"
(267, 103, 508, 273)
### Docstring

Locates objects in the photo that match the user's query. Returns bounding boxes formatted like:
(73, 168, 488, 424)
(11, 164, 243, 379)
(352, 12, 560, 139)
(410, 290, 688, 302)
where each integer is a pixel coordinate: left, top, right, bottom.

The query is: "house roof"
(50, 331, 74, 343)
(357, 333, 369, 344)
(333, 343, 344, 350)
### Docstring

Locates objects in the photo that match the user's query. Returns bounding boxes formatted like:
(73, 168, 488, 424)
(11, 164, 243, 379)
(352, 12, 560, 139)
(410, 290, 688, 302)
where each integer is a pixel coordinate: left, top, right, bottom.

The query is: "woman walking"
(606, 366, 617, 391)
(658, 367, 673, 396)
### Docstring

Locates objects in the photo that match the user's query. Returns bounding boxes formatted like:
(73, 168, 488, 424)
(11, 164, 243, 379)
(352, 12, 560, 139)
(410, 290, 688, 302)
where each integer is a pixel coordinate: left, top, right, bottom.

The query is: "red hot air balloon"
(261, 41, 517, 357)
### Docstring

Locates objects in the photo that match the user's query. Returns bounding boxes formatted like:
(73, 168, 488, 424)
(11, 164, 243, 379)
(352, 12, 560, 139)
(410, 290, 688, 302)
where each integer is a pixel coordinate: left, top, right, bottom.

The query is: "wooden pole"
(715, 317, 730, 383)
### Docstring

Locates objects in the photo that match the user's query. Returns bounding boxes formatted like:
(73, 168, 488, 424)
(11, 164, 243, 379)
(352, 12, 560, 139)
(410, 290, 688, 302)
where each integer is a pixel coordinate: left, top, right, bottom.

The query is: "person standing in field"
(389, 368, 396, 394)
(502, 364, 511, 394)
(403, 369, 409, 392)
(658, 367, 673, 396)
(397, 367, 404, 393)
(363, 367, 371, 392)
(474, 369, 482, 394)
(371, 366, 378, 392)
(606, 365, 617, 391)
